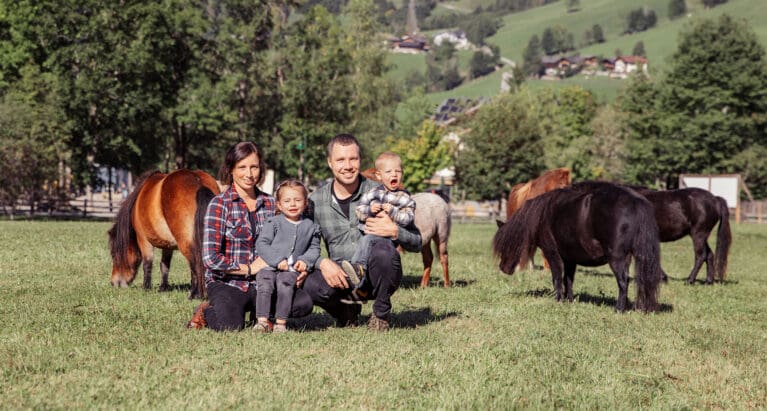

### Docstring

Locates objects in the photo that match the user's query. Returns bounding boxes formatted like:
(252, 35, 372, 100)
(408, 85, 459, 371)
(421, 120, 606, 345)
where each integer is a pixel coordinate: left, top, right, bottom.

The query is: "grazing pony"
(361, 168, 451, 287)
(494, 183, 662, 312)
(635, 186, 731, 283)
(108, 169, 220, 299)
(505, 167, 572, 269)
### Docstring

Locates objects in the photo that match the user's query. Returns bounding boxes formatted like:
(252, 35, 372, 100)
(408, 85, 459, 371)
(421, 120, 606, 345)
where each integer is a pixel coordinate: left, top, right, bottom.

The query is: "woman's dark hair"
(218, 141, 267, 186)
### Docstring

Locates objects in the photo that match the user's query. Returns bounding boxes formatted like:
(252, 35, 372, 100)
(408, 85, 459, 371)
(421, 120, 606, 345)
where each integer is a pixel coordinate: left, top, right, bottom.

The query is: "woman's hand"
(319, 258, 349, 289)
(249, 257, 268, 274)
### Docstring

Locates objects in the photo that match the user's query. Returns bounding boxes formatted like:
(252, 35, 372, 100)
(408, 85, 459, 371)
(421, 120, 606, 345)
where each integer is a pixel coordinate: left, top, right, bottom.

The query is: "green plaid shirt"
(308, 177, 422, 264)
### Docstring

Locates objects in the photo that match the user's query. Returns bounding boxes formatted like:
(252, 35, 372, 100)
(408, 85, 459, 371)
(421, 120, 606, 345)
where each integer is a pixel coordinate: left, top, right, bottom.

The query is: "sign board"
(679, 174, 740, 209)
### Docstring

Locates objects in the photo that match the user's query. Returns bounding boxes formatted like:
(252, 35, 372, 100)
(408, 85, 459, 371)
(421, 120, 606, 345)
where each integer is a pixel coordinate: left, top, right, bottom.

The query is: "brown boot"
(367, 313, 390, 331)
(186, 301, 210, 329)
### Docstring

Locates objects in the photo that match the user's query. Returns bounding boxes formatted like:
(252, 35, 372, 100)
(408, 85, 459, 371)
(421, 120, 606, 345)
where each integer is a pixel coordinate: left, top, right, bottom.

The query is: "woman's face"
(232, 152, 261, 193)
(277, 186, 307, 221)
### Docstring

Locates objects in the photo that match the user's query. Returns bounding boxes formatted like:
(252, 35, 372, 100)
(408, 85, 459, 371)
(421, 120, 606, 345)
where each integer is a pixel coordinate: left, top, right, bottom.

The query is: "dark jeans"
(303, 238, 402, 319)
(203, 280, 313, 332)
(255, 269, 298, 321)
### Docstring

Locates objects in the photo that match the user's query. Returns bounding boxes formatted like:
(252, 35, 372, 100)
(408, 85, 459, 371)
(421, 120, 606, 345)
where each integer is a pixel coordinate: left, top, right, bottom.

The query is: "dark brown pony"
(361, 168, 451, 287)
(494, 182, 662, 312)
(505, 168, 572, 269)
(108, 169, 220, 299)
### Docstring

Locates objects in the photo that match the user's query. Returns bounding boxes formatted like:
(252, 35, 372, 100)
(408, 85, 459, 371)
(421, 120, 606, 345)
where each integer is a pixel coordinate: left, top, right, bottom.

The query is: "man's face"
(327, 142, 361, 186)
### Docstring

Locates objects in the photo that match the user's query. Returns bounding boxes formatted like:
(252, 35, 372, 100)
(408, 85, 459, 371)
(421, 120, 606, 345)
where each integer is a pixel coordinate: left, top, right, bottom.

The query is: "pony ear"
(496, 218, 506, 229)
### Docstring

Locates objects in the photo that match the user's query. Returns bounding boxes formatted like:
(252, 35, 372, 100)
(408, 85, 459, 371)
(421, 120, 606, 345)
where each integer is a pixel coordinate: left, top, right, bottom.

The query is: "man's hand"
(293, 260, 307, 272)
(319, 258, 349, 289)
(296, 270, 308, 287)
(364, 212, 398, 239)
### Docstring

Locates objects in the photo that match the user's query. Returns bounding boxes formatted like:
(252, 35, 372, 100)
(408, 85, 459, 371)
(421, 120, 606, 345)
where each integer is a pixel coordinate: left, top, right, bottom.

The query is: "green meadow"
(1, 219, 765, 409)
(387, 0, 767, 104)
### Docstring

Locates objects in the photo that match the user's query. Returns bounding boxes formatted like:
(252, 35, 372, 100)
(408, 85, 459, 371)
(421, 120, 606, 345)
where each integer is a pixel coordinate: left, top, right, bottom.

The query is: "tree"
(668, 0, 687, 20)
(522, 35, 543, 77)
(592, 24, 605, 43)
(461, 13, 502, 46)
(387, 120, 453, 192)
(702, 0, 728, 8)
(656, 15, 767, 184)
(626, 8, 658, 33)
(588, 105, 628, 180)
(426, 42, 462, 92)
(541, 27, 556, 55)
(566, 0, 580, 13)
(469, 45, 500, 79)
(454, 91, 546, 201)
(632, 41, 646, 57)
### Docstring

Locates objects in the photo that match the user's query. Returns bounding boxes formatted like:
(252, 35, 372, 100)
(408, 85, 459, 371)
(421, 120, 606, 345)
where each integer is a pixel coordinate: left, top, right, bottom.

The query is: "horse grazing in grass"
(575, 182, 731, 284)
(505, 167, 572, 269)
(494, 182, 662, 312)
(361, 168, 451, 287)
(108, 169, 220, 299)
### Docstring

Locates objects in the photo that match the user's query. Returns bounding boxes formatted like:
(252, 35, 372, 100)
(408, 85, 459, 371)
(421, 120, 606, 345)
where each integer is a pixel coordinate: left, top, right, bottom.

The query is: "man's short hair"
(326, 133, 360, 159)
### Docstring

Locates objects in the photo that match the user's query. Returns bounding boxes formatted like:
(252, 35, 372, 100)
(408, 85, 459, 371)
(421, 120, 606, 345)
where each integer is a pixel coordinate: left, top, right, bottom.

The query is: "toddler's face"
(375, 158, 403, 191)
(277, 187, 306, 220)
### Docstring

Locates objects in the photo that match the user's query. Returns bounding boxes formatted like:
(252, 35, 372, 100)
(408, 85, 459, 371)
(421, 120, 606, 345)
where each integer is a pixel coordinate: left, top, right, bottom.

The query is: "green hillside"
(387, 0, 767, 105)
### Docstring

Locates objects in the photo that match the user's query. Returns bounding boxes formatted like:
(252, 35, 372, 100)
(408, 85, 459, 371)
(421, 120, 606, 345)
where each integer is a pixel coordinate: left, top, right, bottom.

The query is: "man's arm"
(365, 212, 421, 252)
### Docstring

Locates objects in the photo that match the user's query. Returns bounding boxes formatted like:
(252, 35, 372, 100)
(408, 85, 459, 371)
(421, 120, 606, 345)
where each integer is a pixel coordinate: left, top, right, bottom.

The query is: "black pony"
(574, 182, 731, 284)
(493, 182, 662, 312)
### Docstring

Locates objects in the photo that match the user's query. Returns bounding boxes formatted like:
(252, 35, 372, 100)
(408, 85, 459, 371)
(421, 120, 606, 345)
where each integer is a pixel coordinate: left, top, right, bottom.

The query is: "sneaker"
(186, 301, 210, 329)
(341, 260, 362, 287)
(253, 320, 274, 333)
(340, 290, 366, 305)
(367, 313, 390, 331)
(272, 323, 288, 333)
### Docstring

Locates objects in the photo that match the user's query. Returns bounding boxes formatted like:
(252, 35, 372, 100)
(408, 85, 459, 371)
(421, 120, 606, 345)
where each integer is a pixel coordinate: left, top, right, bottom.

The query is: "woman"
(187, 141, 312, 331)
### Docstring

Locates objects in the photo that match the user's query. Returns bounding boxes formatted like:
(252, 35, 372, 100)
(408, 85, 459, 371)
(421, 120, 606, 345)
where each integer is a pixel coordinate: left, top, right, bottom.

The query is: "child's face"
(277, 187, 306, 221)
(375, 158, 403, 191)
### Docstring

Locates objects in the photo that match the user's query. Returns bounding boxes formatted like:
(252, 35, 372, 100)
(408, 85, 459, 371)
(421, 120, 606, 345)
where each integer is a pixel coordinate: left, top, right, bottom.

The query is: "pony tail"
(108, 171, 159, 271)
(493, 194, 549, 273)
(715, 197, 731, 281)
(631, 202, 662, 312)
(190, 186, 216, 299)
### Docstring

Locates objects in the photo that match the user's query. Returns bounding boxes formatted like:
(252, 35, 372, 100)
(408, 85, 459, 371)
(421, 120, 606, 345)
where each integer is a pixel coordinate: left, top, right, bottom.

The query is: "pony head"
(107, 210, 141, 288)
(493, 219, 529, 275)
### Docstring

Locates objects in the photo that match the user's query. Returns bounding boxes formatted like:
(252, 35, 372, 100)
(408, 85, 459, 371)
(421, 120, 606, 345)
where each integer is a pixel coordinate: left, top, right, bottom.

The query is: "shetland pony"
(108, 169, 220, 299)
(494, 182, 662, 312)
(361, 168, 451, 287)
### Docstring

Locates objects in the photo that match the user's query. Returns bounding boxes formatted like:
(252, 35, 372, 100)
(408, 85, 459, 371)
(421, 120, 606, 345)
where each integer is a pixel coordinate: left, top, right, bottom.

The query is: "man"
(300, 133, 422, 331)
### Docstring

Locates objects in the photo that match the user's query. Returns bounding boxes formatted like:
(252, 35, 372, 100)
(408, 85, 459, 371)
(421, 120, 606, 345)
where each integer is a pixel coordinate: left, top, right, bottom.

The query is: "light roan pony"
(361, 168, 451, 287)
(108, 169, 220, 299)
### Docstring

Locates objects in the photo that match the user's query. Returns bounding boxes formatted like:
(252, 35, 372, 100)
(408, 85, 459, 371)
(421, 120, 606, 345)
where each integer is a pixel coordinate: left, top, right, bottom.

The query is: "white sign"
(679, 174, 740, 208)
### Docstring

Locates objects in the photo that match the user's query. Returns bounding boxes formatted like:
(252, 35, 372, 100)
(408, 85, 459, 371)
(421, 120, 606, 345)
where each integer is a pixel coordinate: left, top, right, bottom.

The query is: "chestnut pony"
(361, 168, 451, 287)
(108, 169, 220, 299)
(494, 182, 662, 312)
(505, 168, 572, 269)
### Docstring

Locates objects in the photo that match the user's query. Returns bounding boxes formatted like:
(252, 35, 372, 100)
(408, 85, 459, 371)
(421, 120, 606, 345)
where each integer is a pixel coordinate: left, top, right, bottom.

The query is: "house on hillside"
(614, 56, 648, 74)
(433, 30, 471, 50)
(390, 34, 430, 53)
(433, 97, 488, 126)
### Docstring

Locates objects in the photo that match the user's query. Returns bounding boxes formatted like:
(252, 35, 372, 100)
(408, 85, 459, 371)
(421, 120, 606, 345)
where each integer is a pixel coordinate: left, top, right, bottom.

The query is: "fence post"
(83, 199, 87, 217)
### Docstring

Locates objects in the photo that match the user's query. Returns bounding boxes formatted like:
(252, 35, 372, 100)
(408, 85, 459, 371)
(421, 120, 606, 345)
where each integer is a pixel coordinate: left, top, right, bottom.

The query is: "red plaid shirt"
(202, 186, 276, 291)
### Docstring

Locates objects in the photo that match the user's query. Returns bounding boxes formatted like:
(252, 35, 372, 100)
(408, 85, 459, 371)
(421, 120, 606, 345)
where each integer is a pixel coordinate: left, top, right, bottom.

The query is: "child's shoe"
(253, 319, 273, 333)
(341, 260, 363, 287)
(272, 323, 288, 333)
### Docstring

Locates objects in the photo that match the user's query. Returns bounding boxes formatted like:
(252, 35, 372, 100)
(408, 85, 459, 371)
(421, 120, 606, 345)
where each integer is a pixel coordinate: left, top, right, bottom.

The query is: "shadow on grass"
(289, 307, 460, 332)
(520, 287, 673, 312)
(400, 274, 475, 289)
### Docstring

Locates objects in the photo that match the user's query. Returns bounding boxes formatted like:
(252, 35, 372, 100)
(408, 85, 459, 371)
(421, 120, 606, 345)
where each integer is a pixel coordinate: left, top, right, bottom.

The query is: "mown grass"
(1, 220, 765, 409)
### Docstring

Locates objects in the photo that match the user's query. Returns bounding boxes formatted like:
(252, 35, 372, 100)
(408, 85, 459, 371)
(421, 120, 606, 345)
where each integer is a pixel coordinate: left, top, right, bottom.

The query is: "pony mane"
(108, 170, 162, 270)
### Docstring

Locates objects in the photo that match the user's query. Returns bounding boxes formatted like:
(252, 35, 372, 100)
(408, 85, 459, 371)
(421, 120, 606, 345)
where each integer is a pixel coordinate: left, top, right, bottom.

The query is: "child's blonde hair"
(375, 152, 401, 170)
(274, 179, 308, 215)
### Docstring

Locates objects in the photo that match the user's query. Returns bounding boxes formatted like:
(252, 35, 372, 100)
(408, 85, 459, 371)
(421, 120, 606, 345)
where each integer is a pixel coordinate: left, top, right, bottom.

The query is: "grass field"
(1, 219, 766, 408)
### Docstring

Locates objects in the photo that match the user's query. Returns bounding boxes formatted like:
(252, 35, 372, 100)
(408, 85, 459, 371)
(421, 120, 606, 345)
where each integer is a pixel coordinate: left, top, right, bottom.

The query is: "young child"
(341, 152, 415, 303)
(254, 179, 320, 333)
